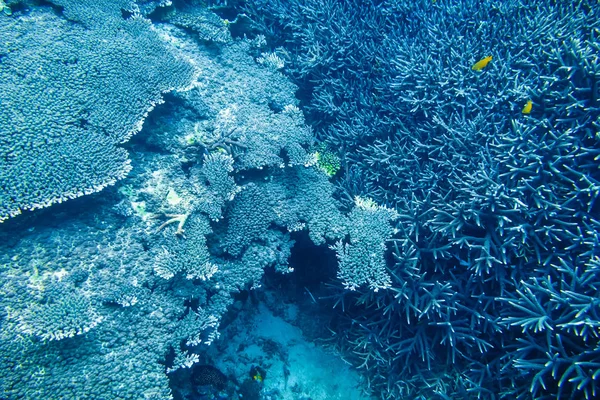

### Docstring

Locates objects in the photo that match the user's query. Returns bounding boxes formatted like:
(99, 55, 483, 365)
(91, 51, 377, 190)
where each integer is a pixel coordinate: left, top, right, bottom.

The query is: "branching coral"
(333, 197, 398, 292)
(239, 0, 600, 398)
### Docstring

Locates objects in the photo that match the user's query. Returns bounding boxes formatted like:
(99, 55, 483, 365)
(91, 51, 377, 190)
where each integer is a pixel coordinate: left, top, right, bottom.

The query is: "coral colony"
(0, 1, 598, 399)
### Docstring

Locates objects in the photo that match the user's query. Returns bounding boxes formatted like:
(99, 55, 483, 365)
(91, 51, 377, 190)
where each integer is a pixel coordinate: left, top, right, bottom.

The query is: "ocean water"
(0, 1, 599, 399)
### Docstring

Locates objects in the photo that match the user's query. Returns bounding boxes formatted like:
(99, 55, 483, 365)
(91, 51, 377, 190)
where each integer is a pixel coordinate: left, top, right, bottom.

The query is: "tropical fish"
(472, 56, 493, 71)
(522, 99, 533, 114)
(250, 365, 266, 383)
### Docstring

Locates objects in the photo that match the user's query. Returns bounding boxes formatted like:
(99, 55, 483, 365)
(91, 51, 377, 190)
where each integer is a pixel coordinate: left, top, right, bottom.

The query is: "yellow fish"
(522, 99, 533, 114)
(472, 56, 493, 71)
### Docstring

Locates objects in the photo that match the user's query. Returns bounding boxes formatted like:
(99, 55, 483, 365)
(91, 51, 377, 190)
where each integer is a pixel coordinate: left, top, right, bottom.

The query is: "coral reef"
(240, 0, 600, 398)
(0, 2, 390, 398)
(333, 197, 398, 292)
(2, 0, 598, 399)
(0, 1, 195, 222)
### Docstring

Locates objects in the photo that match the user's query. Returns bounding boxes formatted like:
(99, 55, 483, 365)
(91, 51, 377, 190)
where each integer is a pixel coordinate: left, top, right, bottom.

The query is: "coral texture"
(240, 0, 600, 398)
(0, 2, 388, 398)
(0, 3, 194, 222)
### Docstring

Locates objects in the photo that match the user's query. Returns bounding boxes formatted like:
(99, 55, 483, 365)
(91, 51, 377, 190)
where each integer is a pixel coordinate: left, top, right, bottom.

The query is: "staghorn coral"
(239, 0, 600, 398)
(8, 0, 599, 399)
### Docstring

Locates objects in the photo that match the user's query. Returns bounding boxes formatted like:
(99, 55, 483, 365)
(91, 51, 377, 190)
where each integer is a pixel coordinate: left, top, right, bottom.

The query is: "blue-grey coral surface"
(0, 1, 379, 398)
(240, 0, 600, 398)
(1, 0, 599, 399)
(0, 0, 195, 222)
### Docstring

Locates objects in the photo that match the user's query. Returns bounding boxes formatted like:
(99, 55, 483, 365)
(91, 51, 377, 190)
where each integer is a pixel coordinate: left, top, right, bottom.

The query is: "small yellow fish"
(472, 56, 493, 71)
(522, 100, 533, 114)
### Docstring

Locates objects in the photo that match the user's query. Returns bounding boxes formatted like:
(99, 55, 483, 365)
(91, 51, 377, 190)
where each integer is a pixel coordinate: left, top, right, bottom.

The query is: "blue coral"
(2, 0, 598, 399)
(240, 0, 600, 398)
(0, 4, 194, 222)
(333, 197, 397, 292)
